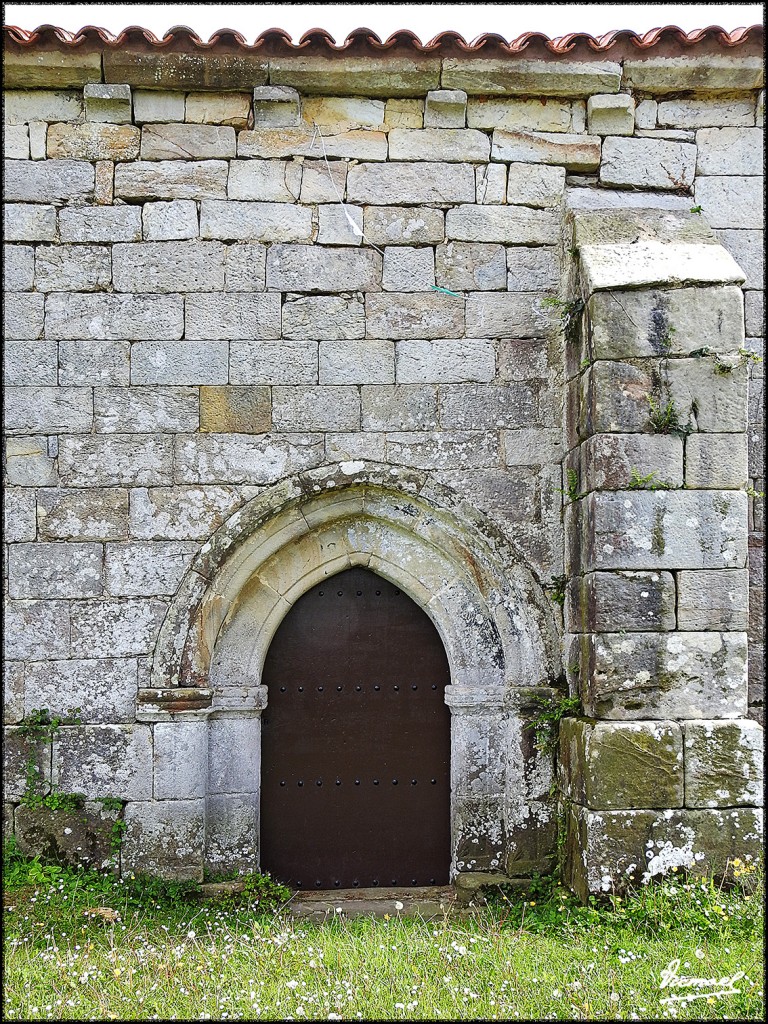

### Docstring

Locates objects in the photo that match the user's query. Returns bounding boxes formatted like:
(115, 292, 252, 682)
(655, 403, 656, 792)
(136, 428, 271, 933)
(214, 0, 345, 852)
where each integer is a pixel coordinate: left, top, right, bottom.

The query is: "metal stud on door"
(260, 567, 451, 889)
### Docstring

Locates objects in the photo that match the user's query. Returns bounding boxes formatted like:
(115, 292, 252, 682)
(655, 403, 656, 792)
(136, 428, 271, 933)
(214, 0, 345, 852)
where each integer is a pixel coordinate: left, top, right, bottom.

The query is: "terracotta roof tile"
(3, 22, 763, 53)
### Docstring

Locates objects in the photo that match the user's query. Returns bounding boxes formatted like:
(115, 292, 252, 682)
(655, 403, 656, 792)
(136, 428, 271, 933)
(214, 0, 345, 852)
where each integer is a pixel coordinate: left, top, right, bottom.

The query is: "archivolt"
(151, 463, 560, 696)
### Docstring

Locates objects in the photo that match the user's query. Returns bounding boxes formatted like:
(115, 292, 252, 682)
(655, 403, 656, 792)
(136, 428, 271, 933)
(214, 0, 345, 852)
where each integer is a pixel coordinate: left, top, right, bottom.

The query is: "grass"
(3, 846, 764, 1021)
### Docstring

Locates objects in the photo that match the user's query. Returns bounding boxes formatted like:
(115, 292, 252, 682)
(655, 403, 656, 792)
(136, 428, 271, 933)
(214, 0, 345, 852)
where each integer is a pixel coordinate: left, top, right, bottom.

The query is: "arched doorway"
(260, 566, 451, 889)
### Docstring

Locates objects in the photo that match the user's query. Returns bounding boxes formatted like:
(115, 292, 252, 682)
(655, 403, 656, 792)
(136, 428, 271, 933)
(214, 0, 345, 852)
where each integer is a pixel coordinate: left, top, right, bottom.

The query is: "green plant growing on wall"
(548, 574, 568, 607)
(627, 468, 672, 491)
(557, 468, 584, 503)
(647, 393, 685, 434)
(523, 692, 582, 755)
(540, 296, 585, 347)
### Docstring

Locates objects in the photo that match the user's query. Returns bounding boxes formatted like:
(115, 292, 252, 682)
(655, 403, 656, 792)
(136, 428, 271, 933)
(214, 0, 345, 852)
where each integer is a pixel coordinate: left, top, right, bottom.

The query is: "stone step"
(288, 885, 458, 920)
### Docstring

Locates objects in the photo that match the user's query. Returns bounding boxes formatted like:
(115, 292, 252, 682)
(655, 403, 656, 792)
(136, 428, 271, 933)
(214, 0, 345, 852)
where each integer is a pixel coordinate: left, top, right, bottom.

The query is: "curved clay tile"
(2, 21, 763, 52)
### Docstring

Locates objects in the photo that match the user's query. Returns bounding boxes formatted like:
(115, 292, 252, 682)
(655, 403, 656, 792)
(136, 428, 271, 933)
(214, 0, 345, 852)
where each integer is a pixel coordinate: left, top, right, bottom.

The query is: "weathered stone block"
(94, 386, 199, 433)
(15, 802, 121, 872)
(570, 571, 676, 633)
(122, 799, 204, 880)
(447, 204, 558, 245)
(696, 127, 763, 176)
(565, 804, 764, 899)
(82, 83, 131, 123)
(502, 427, 564, 465)
(70, 599, 168, 658)
(128, 486, 243, 541)
(200, 385, 271, 433)
(47, 122, 139, 161)
(587, 94, 635, 135)
(326, 432, 386, 462)
(115, 160, 229, 200)
(5, 437, 58, 487)
(204, 793, 259, 873)
(270, 54, 440, 97)
(600, 137, 696, 190)
(252, 86, 301, 127)
(140, 123, 236, 160)
(440, 383, 537, 429)
(207, 717, 261, 795)
(238, 127, 387, 161)
(113, 241, 225, 293)
(8, 542, 103, 600)
(4, 204, 57, 242)
(46, 293, 183, 340)
(466, 292, 548, 338)
(283, 295, 364, 341)
(184, 293, 280, 341)
(224, 243, 267, 291)
(745, 291, 764, 338)
(581, 433, 683, 491)
(132, 90, 185, 123)
(435, 242, 506, 292)
(4, 600, 70, 660)
(35, 244, 111, 292)
(506, 162, 565, 209)
(388, 128, 489, 162)
(105, 541, 197, 597)
(363, 206, 445, 245)
(153, 721, 208, 800)
(4, 157, 94, 203)
(386, 432, 498, 470)
(37, 487, 128, 541)
(229, 341, 318, 385)
(4, 487, 36, 544)
(560, 718, 683, 808)
(25, 659, 137, 725)
(59, 341, 130, 386)
(5, 386, 93, 435)
(587, 286, 745, 359)
(272, 386, 360, 431)
(58, 435, 174, 487)
(507, 247, 560, 291)
(442, 58, 621, 96)
(3, 663, 25, 725)
(298, 158, 347, 203)
(491, 130, 601, 170)
(584, 489, 747, 571)
(301, 96, 385, 131)
(59, 205, 141, 243)
(4, 89, 83, 124)
(173, 434, 324, 485)
(130, 341, 229, 385)
(384, 98, 423, 129)
(666, 357, 748, 433)
(3, 293, 44, 340)
(623, 55, 764, 94)
(467, 97, 572, 132)
(4, 124, 29, 159)
(694, 176, 765, 230)
(4, 341, 57, 387)
(382, 247, 434, 291)
(317, 204, 363, 245)
(475, 163, 507, 204)
(396, 339, 495, 384)
(347, 162, 475, 205)
(361, 385, 438, 431)
(142, 199, 199, 240)
(319, 341, 394, 385)
(227, 159, 302, 201)
(185, 91, 250, 127)
(582, 630, 747, 720)
(685, 433, 749, 489)
(424, 89, 467, 129)
(683, 720, 763, 807)
(267, 245, 381, 293)
(366, 292, 464, 339)
(200, 199, 312, 242)
(677, 569, 749, 630)
(658, 97, 756, 128)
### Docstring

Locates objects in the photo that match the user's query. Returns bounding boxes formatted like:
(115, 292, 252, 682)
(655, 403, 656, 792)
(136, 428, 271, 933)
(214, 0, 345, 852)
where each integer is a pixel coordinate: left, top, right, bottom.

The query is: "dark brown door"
(260, 566, 451, 889)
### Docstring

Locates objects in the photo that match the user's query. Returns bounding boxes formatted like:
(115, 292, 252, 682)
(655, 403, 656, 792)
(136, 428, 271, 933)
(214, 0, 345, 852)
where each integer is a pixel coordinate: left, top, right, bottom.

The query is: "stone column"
(561, 208, 764, 898)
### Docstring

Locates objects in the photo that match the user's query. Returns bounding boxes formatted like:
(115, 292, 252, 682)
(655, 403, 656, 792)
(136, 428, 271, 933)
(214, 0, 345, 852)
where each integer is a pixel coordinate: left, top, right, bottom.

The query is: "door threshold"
(287, 885, 462, 919)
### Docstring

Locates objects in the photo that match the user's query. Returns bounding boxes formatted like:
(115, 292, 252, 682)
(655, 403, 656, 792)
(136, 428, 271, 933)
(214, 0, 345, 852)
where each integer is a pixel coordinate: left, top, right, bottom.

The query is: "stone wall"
(2, 42, 764, 888)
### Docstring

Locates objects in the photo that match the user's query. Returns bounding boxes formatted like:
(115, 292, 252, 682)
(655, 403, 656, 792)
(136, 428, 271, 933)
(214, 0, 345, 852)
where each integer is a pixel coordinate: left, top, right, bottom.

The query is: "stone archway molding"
(150, 461, 561, 706)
